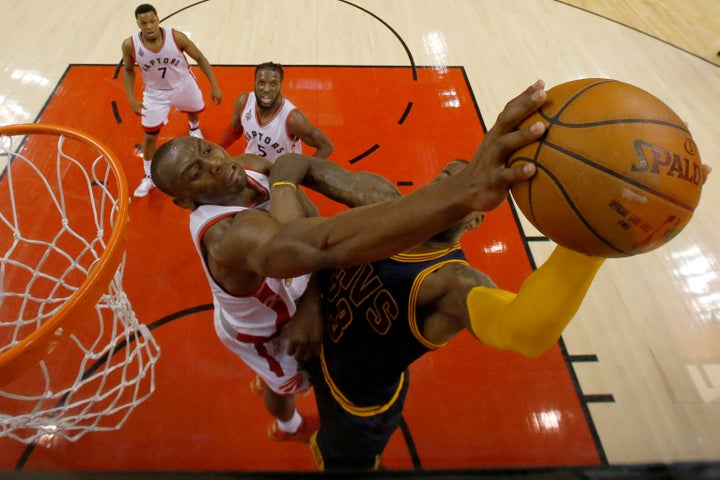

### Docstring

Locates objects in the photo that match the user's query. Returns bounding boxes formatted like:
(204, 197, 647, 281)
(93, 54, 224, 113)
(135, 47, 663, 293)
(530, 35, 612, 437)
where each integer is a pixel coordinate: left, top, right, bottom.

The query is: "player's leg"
(213, 315, 317, 442)
(307, 358, 409, 471)
(135, 88, 171, 197)
(173, 76, 206, 138)
(187, 112, 202, 138)
(258, 335, 317, 442)
(133, 130, 159, 197)
(263, 384, 318, 443)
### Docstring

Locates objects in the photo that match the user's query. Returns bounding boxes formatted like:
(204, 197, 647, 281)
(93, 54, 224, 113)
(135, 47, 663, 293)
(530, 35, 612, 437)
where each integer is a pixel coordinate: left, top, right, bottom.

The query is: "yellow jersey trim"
(320, 345, 405, 417)
(408, 258, 469, 349)
(389, 243, 462, 263)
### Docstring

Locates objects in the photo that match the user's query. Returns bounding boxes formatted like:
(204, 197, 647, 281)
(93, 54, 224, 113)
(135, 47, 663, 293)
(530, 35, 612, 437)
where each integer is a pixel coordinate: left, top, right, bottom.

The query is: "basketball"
(508, 78, 705, 258)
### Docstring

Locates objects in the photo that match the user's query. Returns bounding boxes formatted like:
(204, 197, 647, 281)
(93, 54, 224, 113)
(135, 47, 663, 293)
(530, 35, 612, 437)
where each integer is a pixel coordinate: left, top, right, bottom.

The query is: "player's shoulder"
(235, 92, 251, 107)
(171, 28, 190, 45)
(286, 107, 310, 128)
(121, 37, 137, 61)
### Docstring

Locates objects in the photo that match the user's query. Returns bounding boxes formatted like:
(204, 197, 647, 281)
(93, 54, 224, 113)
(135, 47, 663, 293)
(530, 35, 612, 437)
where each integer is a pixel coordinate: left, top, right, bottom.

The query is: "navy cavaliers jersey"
(317, 245, 469, 411)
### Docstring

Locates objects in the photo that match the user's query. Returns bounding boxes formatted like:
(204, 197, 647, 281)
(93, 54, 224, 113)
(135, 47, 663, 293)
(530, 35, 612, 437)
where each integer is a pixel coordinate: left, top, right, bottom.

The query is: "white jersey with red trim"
(240, 92, 302, 162)
(132, 27, 192, 90)
(188, 170, 310, 338)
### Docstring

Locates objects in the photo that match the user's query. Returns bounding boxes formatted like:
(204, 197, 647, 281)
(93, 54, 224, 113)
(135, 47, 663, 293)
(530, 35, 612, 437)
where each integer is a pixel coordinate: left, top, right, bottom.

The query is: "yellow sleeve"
(467, 246, 605, 358)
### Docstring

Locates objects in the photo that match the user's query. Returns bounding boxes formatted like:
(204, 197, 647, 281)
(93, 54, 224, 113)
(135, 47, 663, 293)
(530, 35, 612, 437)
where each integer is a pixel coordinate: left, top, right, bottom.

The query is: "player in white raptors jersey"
(190, 182, 317, 441)
(152, 137, 322, 442)
(237, 91, 303, 160)
(121, 3, 222, 198)
(218, 62, 333, 162)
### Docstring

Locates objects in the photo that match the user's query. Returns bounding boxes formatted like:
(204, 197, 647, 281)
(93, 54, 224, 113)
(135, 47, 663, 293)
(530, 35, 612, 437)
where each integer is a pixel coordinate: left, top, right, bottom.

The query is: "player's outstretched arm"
(462, 79, 546, 213)
(269, 80, 548, 216)
(212, 81, 548, 278)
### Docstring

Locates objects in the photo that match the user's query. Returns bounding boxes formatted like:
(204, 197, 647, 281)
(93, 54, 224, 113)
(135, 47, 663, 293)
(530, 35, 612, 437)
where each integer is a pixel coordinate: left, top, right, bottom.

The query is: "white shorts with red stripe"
(214, 309, 310, 395)
(141, 74, 205, 132)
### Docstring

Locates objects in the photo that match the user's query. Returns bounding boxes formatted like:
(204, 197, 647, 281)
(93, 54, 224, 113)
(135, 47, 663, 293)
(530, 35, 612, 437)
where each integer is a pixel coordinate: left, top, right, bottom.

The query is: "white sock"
(189, 119, 200, 130)
(277, 410, 302, 434)
(143, 159, 152, 177)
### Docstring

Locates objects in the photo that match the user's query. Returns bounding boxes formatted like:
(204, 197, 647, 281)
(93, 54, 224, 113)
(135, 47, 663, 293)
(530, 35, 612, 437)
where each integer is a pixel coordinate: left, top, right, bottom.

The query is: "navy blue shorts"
(308, 358, 410, 471)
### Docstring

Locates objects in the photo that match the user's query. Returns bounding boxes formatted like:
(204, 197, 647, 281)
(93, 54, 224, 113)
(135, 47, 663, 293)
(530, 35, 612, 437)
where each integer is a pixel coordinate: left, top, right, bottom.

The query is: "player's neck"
(256, 98, 282, 120)
(225, 186, 263, 208)
(140, 29, 163, 49)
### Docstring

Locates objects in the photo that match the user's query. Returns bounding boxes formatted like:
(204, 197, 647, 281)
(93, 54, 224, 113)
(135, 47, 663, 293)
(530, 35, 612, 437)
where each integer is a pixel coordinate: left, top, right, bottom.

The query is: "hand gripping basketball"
(466, 80, 547, 213)
(508, 78, 706, 257)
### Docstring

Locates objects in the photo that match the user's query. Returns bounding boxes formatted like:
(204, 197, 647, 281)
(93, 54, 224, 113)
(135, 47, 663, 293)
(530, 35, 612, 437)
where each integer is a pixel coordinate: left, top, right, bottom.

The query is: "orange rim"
(0, 123, 129, 385)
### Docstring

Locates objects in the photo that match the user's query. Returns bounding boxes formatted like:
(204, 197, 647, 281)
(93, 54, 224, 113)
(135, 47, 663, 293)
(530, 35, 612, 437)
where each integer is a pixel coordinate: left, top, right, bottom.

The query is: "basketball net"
(0, 124, 160, 445)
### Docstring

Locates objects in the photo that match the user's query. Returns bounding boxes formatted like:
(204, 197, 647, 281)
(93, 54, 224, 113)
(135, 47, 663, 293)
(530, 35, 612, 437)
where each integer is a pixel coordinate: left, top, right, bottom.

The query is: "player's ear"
(173, 196, 197, 210)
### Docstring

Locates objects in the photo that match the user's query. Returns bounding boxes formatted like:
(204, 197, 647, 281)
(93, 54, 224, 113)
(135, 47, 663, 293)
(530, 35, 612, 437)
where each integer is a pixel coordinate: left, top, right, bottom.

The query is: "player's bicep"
(287, 111, 325, 146)
(121, 40, 135, 69)
(230, 95, 248, 130)
(174, 31, 203, 62)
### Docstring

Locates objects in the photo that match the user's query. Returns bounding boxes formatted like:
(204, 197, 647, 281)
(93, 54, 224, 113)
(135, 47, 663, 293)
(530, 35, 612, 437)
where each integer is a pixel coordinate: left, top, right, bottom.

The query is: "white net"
(0, 125, 160, 444)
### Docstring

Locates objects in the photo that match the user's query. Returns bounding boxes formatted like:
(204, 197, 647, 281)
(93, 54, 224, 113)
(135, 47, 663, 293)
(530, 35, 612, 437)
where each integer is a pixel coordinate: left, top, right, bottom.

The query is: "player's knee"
(144, 131, 159, 142)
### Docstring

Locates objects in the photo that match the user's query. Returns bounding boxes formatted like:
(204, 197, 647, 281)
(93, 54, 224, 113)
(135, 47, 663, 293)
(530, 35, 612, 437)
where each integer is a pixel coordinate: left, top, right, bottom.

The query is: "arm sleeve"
(466, 246, 605, 358)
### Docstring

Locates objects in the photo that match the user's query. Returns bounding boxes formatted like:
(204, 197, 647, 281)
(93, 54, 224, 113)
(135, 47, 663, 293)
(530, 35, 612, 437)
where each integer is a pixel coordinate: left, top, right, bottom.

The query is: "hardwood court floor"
(562, 0, 719, 66)
(0, 1, 719, 478)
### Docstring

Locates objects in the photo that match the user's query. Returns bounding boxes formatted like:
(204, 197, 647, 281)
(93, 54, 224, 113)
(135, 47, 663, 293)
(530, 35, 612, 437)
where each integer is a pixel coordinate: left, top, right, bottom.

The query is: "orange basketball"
(508, 78, 705, 258)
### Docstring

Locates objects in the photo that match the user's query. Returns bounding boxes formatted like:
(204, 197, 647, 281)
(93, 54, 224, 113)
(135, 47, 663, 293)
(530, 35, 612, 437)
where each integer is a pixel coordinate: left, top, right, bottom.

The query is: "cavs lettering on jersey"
(188, 170, 310, 338)
(240, 92, 302, 162)
(317, 245, 469, 412)
(132, 27, 191, 90)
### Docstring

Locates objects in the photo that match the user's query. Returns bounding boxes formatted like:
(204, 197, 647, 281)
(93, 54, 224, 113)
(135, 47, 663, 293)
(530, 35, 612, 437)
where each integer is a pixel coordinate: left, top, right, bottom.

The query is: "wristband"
(271, 181, 298, 190)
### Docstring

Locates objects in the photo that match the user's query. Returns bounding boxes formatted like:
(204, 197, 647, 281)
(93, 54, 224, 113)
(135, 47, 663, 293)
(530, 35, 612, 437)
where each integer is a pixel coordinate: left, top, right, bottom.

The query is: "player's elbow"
(364, 184, 402, 205)
(502, 329, 555, 359)
(321, 141, 334, 157)
(516, 344, 548, 359)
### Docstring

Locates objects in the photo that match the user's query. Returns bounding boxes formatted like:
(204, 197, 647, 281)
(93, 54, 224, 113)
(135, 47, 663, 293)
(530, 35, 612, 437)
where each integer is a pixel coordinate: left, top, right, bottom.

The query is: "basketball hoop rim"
(0, 123, 130, 382)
